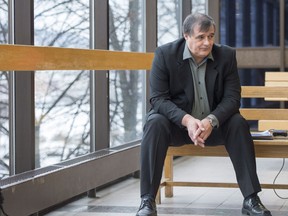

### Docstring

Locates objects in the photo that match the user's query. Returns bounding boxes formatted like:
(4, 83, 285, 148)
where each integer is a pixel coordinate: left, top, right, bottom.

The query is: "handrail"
(0, 44, 154, 71)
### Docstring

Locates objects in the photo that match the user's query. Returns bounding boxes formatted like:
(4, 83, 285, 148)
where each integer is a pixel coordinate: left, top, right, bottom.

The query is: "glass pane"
(220, 0, 280, 47)
(157, 0, 181, 46)
(34, 0, 90, 167)
(109, 0, 144, 147)
(192, 0, 206, 14)
(0, 0, 9, 179)
(0, 72, 9, 179)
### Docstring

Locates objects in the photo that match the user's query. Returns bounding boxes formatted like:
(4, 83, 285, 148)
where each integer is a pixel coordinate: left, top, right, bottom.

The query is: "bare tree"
(0, 72, 9, 179)
(158, 0, 181, 45)
(109, 0, 142, 145)
(34, 0, 90, 167)
(0, 0, 9, 179)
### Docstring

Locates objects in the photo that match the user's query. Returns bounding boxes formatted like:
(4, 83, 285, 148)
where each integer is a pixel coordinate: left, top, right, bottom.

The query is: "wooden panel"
(241, 86, 288, 98)
(0, 44, 154, 71)
(254, 144, 288, 158)
(265, 72, 288, 100)
(265, 72, 288, 81)
(265, 82, 288, 86)
(259, 120, 288, 130)
(253, 139, 288, 146)
(240, 108, 288, 120)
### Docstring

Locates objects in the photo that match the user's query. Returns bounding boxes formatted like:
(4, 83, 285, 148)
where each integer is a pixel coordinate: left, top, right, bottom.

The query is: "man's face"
(184, 24, 215, 64)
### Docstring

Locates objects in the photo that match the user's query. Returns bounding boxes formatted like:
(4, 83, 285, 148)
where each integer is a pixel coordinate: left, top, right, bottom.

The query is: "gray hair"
(182, 13, 215, 36)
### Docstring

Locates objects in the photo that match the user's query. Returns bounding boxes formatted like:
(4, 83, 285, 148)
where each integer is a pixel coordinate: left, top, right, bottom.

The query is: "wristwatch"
(207, 116, 217, 128)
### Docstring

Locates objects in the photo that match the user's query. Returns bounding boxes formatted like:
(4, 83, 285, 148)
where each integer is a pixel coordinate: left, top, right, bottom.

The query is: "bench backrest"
(241, 72, 288, 131)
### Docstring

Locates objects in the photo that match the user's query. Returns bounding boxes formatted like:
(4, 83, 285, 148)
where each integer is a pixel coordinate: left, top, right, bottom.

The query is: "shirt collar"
(183, 42, 214, 63)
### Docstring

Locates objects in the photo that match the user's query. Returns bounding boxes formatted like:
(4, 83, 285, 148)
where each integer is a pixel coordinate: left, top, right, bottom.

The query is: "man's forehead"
(193, 24, 215, 35)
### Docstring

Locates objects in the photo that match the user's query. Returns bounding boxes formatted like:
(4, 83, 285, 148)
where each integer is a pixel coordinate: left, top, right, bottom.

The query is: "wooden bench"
(156, 72, 288, 204)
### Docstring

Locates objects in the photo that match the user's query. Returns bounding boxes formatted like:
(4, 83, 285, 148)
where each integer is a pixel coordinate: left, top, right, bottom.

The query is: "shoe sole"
(242, 208, 260, 216)
(242, 208, 253, 215)
(242, 208, 271, 216)
(136, 213, 157, 216)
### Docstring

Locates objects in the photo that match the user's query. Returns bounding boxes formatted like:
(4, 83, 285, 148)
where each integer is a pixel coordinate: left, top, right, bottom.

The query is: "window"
(220, 0, 280, 47)
(109, 0, 145, 147)
(34, 0, 91, 167)
(192, 0, 206, 14)
(0, 0, 9, 179)
(157, 0, 181, 46)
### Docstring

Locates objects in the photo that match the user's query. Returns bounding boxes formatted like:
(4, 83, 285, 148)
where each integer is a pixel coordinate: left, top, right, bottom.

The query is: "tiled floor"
(45, 156, 288, 216)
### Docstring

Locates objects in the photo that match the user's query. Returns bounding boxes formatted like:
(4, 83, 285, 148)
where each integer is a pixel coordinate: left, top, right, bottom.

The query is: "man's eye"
(197, 36, 205, 40)
(208, 35, 214, 39)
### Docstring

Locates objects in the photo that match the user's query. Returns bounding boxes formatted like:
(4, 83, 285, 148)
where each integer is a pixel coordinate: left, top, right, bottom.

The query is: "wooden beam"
(0, 44, 154, 71)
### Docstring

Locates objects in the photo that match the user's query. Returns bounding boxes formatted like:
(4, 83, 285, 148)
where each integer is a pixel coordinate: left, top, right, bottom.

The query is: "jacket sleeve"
(149, 47, 187, 128)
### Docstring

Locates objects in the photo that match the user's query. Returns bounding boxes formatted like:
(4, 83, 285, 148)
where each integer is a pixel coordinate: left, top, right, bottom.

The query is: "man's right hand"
(181, 114, 206, 147)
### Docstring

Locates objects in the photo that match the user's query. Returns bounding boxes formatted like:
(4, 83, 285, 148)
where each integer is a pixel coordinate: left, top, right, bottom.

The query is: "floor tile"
(45, 156, 288, 216)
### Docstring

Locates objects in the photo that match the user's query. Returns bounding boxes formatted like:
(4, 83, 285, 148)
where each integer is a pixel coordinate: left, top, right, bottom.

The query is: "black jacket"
(149, 38, 241, 128)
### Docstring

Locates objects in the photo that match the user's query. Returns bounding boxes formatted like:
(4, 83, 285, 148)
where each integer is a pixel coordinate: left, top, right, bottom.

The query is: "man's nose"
(203, 37, 210, 45)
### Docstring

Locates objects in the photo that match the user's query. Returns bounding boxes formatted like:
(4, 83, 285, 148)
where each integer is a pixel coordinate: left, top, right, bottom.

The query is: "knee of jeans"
(229, 113, 250, 129)
(145, 113, 171, 132)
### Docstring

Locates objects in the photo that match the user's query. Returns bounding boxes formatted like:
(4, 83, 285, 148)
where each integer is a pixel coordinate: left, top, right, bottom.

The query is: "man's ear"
(183, 33, 188, 40)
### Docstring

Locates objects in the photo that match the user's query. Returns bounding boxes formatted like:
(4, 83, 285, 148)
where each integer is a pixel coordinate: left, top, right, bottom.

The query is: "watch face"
(209, 117, 216, 128)
(212, 119, 216, 127)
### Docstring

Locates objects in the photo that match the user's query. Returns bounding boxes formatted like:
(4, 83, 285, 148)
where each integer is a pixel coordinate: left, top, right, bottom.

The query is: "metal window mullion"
(145, 0, 157, 114)
(13, 0, 35, 174)
(94, 0, 109, 151)
(207, 0, 220, 44)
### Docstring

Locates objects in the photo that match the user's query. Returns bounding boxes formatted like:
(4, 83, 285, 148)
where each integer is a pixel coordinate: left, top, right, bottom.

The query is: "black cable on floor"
(0, 189, 9, 216)
(273, 158, 288, 199)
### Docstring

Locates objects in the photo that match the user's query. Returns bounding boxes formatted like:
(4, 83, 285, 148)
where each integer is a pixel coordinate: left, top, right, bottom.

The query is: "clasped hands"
(181, 114, 213, 148)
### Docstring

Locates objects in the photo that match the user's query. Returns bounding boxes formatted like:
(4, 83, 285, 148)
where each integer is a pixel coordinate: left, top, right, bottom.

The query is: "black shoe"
(242, 195, 272, 216)
(136, 196, 157, 216)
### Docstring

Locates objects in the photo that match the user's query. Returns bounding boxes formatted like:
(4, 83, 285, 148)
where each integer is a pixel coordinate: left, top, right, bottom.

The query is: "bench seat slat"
(240, 108, 288, 120)
(266, 72, 288, 81)
(241, 86, 288, 98)
(259, 120, 288, 130)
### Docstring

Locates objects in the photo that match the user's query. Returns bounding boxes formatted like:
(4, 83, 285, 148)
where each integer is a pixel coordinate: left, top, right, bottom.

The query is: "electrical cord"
(0, 189, 8, 216)
(273, 158, 288, 199)
(0, 205, 8, 216)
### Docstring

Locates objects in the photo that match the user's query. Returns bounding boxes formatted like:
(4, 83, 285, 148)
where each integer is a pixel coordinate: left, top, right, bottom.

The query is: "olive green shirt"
(183, 43, 219, 127)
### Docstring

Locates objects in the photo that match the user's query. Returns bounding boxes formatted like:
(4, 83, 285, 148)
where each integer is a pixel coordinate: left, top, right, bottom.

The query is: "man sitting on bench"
(136, 13, 271, 216)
